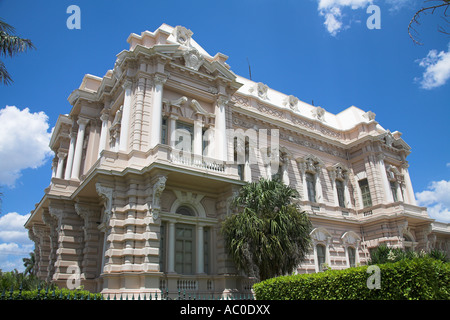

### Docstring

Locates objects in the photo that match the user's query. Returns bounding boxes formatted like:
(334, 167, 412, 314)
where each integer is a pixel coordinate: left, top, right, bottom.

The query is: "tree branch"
(408, 1, 450, 45)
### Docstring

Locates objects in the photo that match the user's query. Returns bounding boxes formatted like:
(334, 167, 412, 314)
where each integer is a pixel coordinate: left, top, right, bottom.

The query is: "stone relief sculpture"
(284, 95, 299, 112)
(151, 175, 167, 219)
(95, 183, 113, 216)
(183, 48, 204, 71)
(312, 106, 326, 122)
(249, 82, 269, 100)
(173, 25, 193, 47)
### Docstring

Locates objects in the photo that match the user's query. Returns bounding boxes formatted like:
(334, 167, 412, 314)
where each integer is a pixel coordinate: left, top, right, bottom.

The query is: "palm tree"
(23, 252, 35, 276)
(221, 178, 312, 281)
(0, 18, 35, 85)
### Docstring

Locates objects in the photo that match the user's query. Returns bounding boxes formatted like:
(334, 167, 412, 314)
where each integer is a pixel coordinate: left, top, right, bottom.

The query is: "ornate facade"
(25, 24, 450, 297)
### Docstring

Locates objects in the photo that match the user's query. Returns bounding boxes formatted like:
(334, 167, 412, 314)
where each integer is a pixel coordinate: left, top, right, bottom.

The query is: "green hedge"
(1, 287, 103, 300)
(253, 257, 450, 300)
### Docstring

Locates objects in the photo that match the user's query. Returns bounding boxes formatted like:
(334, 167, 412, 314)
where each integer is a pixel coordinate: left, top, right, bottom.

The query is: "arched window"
(160, 201, 213, 276)
(176, 206, 195, 216)
(298, 155, 323, 204)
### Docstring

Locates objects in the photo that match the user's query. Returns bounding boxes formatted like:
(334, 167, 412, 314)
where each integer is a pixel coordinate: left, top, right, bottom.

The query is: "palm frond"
(0, 32, 35, 58)
(0, 59, 12, 85)
(0, 18, 15, 33)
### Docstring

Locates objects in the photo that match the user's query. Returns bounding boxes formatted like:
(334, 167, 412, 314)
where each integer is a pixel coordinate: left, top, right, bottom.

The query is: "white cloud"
(323, 7, 344, 36)
(318, 0, 373, 10)
(0, 212, 31, 244)
(316, 0, 416, 35)
(416, 180, 450, 223)
(317, 0, 373, 36)
(416, 44, 450, 89)
(0, 212, 34, 272)
(384, 0, 409, 12)
(0, 106, 52, 187)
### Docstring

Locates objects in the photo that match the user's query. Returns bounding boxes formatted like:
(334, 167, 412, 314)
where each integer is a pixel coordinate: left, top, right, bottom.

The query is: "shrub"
(1, 287, 103, 300)
(253, 257, 450, 300)
(0, 271, 103, 300)
(368, 245, 448, 265)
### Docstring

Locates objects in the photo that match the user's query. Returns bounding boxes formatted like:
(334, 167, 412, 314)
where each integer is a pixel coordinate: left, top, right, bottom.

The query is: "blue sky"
(0, 0, 449, 271)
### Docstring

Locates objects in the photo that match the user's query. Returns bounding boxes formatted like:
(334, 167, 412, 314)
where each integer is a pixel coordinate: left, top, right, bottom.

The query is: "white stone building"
(25, 24, 450, 297)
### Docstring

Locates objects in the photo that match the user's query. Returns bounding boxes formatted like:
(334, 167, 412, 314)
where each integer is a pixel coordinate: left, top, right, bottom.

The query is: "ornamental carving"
(256, 103, 284, 119)
(95, 183, 113, 215)
(232, 115, 347, 159)
(312, 106, 325, 122)
(173, 25, 193, 47)
(363, 111, 376, 121)
(284, 95, 299, 111)
(183, 48, 204, 71)
(327, 163, 349, 181)
(231, 94, 250, 107)
(249, 82, 269, 100)
(151, 175, 167, 219)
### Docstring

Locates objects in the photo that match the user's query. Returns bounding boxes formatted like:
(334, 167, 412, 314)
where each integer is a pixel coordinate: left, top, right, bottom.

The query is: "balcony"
(88, 144, 241, 182)
(356, 202, 431, 222)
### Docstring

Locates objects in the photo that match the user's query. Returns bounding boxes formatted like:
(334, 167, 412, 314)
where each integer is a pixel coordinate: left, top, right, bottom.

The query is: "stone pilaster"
(75, 202, 102, 282)
(48, 201, 84, 285)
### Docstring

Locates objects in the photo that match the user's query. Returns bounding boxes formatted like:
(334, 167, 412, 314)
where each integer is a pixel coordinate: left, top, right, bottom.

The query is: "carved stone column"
(193, 118, 203, 157)
(133, 77, 146, 150)
(401, 163, 417, 205)
(377, 153, 394, 203)
(119, 80, 132, 152)
(64, 131, 76, 179)
(98, 113, 109, 158)
(150, 75, 167, 149)
(71, 117, 89, 180)
(215, 96, 228, 161)
(55, 151, 67, 179)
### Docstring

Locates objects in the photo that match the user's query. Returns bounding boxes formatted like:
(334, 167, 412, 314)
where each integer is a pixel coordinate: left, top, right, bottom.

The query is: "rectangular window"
(237, 164, 244, 181)
(336, 180, 345, 208)
(316, 244, 326, 272)
(390, 181, 398, 202)
(161, 117, 168, 145)
(176, 121, 194, 152)
(175, 224, 195, 274)
(348, 247, 356, 268)
(359, 179, 372, 208)
(306, 173, 316, 202)
(204, 227, 210, 274)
